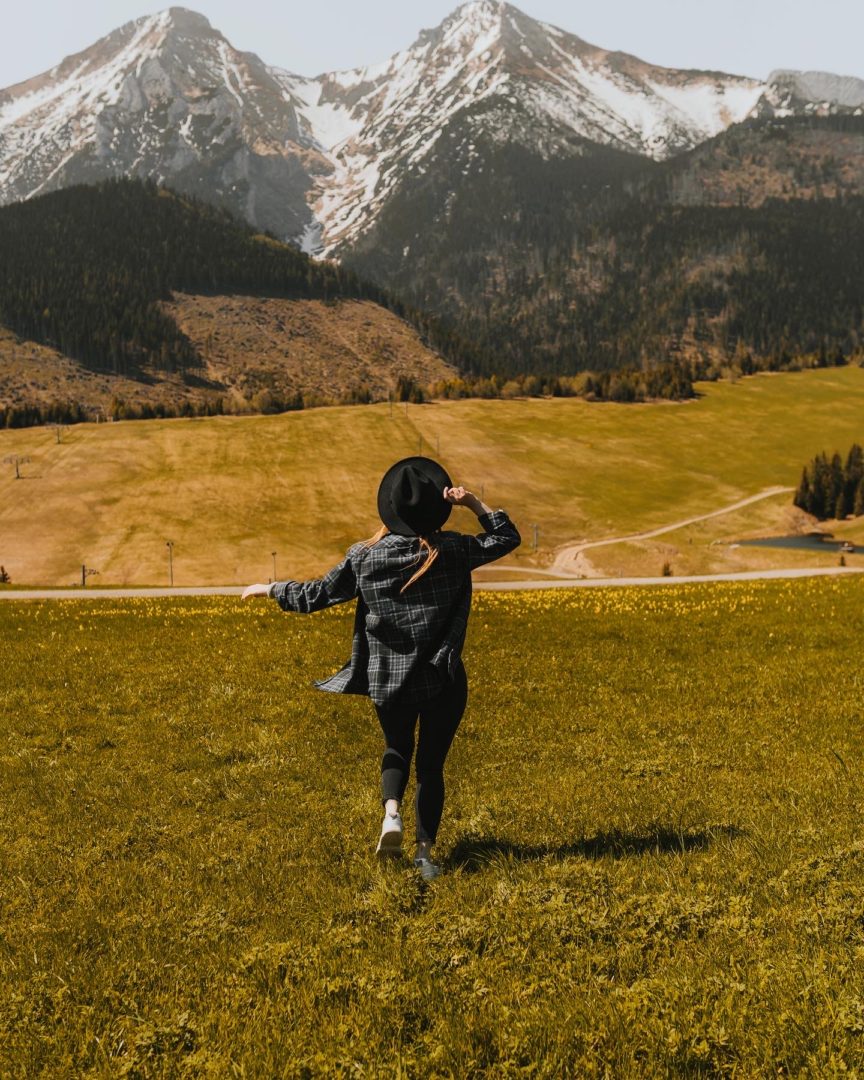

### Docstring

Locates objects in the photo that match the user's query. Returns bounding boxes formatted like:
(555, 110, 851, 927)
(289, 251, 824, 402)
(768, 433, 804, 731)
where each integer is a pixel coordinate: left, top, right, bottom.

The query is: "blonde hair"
(363, 525, 439, 593)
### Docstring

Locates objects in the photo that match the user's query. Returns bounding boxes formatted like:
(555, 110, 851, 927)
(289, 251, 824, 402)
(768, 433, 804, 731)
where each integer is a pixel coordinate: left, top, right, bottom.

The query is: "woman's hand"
(443, 486, 491, 516)
(242, 583, 272, 601)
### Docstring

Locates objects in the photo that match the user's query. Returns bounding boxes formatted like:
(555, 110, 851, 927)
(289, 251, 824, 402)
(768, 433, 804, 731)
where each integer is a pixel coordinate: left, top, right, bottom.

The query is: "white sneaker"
(376, 812, 404, 858)
(413, 856, 442, 881)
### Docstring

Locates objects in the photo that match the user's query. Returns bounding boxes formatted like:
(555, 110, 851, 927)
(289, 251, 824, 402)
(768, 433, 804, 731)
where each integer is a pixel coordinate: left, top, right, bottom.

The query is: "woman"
(242, 457, 521, 879)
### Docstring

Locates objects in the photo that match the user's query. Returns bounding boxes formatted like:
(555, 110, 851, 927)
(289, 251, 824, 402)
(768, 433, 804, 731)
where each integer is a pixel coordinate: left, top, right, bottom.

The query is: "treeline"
(426, 372, 581, 400)
(584, 362, 695, 402)
(0, 390, 356, 427)
(5, 348, 850, 429)
(0, 367, 697, 430)
(794, 444, 864, 520)
(0, 400, 90, 428)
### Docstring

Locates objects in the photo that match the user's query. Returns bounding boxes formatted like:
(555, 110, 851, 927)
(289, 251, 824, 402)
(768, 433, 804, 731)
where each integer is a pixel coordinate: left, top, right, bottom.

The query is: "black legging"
(374, 663, 468, 844)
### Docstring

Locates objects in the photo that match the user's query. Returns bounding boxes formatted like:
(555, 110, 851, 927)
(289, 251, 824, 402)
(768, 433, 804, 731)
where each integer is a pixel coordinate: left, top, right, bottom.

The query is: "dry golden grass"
(0, 327, 204, 414)
(1, 366, 864, 587)
(0, 296, 455, 415)
(165, 293, 456, 406)
(3, 579, 864, 1075)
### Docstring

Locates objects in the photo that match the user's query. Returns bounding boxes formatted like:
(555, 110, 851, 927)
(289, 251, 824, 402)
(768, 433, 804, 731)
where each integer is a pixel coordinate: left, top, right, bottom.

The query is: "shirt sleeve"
(464, 510, 522, 570)
(270, 553, 359, 613)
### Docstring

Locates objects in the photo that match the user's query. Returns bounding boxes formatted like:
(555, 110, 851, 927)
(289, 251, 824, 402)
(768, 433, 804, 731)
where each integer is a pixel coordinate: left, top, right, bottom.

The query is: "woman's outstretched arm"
(242, 554, 358, 612)
(444, 486, 522, 569)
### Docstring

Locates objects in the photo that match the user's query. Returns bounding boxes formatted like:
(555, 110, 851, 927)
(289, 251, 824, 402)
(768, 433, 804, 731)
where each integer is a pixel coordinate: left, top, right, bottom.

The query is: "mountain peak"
(441, 0, 539, 41)
(450, 0, 510, 19)
(158, 7, 214, 34)
(426, 0, 510, 50)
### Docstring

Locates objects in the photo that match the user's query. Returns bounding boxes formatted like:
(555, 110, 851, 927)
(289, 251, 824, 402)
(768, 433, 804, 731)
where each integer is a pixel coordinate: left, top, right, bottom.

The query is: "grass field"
(2, 580, 864, 1075)
(1, 366, 863, 586)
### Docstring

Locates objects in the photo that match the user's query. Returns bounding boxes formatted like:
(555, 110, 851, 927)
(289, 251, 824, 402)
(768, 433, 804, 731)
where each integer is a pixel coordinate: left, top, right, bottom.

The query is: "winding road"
(548, 486, 795, 575)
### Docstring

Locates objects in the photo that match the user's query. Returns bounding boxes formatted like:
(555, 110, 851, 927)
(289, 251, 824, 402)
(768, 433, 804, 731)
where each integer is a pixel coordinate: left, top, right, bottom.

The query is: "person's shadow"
(447, 824, 743, 872)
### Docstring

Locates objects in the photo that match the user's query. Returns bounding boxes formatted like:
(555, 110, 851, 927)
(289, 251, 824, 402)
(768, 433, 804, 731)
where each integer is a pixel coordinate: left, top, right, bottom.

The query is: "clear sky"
(2, 0, 863, 89)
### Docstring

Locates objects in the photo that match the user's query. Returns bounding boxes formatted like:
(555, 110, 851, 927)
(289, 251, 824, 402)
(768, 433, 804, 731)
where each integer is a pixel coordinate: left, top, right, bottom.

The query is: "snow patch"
(298, 220, 323, 255)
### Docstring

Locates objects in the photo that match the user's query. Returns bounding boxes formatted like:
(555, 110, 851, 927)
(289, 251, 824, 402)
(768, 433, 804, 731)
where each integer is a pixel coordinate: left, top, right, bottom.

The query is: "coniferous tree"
(794, 468, 812, 515)
(795, 444, 864, 520)
(855, 477, 864, 518)
(844, 444, 864, 512)
(830, 453, 846, 518)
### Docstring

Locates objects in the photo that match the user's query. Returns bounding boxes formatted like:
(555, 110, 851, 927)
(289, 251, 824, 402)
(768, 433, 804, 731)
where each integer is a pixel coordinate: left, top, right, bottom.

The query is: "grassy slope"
(1, 367, 863, 586)
(2, 579, 864, 1075)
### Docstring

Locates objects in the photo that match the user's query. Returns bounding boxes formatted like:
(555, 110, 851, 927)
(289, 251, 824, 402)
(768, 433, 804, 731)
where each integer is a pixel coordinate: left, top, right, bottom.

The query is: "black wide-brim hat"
(377, 456, 453, 537)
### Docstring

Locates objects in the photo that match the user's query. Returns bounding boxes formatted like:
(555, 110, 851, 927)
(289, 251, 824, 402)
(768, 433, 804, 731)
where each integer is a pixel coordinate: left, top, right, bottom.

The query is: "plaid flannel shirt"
(270, 510, 521, 706)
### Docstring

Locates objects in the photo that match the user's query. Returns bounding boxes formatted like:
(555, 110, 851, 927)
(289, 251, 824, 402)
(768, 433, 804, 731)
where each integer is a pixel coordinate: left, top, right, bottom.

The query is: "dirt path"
(550, 486, 795, 575)
(4, 562, 863, 600)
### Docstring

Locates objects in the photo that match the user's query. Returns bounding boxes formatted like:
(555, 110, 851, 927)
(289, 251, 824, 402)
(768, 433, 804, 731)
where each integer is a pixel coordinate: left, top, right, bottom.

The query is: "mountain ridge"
(1, 2, 861, 253)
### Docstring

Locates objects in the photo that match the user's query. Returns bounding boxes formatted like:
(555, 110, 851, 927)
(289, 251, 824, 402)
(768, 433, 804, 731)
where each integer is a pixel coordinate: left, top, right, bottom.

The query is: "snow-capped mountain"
(0, 7, 326, 238)
(1, 0, 861, 254)
(277, 0, 767, 251)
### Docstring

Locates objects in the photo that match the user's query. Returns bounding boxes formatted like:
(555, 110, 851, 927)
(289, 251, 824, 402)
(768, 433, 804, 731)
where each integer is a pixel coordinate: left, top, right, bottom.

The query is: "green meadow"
(1, 366, 864, 585)
(3, 579, 864, 1076)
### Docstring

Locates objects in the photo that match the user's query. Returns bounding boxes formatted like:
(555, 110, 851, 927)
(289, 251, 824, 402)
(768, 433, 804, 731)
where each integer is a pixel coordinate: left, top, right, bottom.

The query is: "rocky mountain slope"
(0, 7, 324, 238)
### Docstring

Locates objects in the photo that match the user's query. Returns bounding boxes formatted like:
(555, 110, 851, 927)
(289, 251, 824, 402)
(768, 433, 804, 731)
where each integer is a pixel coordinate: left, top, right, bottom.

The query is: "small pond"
(737, 535, 857, 552)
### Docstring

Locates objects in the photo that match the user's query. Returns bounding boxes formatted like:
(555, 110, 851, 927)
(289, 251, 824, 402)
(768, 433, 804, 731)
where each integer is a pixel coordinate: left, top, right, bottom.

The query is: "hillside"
(0, 179, 388, 376)
(164, 294, 456, 408)
(0, 298, 456, 420)
(0, 180, 463, 418)
(1, 367, 863, 587)
(343, 116, 864, 375)
(659, 115, 864, 208)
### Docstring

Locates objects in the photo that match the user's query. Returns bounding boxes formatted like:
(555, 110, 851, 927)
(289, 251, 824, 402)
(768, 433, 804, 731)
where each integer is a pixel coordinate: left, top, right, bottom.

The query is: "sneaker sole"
(376, 830, 404, 859)
(414, 862, 442, 881)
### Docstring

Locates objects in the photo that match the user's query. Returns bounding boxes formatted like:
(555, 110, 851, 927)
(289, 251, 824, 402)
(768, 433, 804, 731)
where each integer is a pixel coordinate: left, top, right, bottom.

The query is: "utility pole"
(166, 540, 174, 587)
(3, 454, 30, 479)
(532, 524, 539, 552)
(81, 565, 99, 587)
(271, 551, 277, 582)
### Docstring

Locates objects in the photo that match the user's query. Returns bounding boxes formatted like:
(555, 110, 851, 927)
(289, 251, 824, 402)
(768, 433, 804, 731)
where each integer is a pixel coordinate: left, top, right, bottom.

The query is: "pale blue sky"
(2, 0, 862, 89)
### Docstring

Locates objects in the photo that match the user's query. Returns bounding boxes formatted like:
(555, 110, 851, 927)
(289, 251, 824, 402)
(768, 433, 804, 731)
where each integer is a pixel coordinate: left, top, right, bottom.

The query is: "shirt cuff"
(478, 509, 509, 529)
(268, 582, 278, 599)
